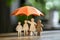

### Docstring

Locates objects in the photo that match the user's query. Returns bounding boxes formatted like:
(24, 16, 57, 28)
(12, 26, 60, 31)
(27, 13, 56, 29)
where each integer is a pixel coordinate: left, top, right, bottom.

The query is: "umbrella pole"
(27, 16, 28, 19)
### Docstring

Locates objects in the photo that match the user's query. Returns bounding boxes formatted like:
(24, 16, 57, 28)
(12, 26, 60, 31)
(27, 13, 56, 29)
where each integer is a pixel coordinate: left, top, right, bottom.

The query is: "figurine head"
(31, 18, 34, 22)
(37, 20, 41, 24)
(24, 20, 27, 23)
(18, 22, 21, 25)
(39, 20, 41, 23)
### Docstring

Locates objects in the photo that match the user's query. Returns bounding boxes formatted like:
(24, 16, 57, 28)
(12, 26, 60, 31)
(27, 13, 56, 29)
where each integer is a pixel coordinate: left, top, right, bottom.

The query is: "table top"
(0, 30, 60, 40)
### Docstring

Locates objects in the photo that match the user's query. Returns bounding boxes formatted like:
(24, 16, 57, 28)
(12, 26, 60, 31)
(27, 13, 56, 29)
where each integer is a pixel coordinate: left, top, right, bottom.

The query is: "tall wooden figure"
(23, 20, 29, 36)
(16, 22, 22, 37)
(28, 18, 37, 36)
(36, 20, 43, 36)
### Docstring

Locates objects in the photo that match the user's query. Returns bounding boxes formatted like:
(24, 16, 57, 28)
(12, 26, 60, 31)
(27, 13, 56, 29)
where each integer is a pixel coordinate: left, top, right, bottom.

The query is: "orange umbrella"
(11, 6, 44, 16)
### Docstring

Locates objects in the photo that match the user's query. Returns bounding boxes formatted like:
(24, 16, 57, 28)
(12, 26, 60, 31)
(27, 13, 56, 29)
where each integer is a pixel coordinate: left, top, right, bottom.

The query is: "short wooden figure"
(16, 22, 22, 37)
(28, 18, 37, 36)
(23, 20, 29, 36)
(36, 20, 44, 36)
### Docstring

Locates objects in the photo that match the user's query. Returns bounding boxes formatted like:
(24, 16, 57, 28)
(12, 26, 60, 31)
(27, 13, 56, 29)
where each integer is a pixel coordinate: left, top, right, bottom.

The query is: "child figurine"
(28, 18, 37, 36)
(36, 20, 44, 36)
(23, 20, 29, 36)
(16, 22, 22, 37)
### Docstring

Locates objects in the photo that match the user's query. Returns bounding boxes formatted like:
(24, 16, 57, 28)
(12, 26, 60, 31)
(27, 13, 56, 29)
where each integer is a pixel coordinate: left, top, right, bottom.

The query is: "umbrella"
(11, 6, 44, 16)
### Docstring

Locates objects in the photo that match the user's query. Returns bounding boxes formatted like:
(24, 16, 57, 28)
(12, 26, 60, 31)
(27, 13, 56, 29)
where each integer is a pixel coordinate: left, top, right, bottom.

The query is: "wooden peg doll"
(23, 20, 29, 36)
(16, 22, 22, 37)
(28, 18, 37, 36)
(36, 20, 44, 36)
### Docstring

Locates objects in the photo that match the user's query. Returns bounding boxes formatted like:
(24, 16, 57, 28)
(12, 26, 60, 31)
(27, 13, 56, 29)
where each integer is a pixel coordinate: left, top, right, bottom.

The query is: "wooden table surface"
(0, 30, 60, 40)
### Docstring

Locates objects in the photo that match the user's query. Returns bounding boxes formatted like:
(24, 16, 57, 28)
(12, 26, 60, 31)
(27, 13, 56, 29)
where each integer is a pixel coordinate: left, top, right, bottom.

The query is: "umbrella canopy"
(11, 6, 44, 16)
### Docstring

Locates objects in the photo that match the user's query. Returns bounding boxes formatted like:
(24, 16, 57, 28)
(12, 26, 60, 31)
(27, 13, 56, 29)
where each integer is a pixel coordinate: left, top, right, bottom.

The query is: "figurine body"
(28, 18, 37, 35)
(16, 22, 22, 37)
(36, 20, 43, 36)
(23, 20, 29, 35)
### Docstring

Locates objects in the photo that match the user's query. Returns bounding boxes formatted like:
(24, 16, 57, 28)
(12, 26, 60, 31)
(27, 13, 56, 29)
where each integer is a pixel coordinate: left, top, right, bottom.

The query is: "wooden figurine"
(36, 20, 44, 36)
(23, 20, 29, 36)
(28, 18, 37, 36)
(16, 22, 22, 37)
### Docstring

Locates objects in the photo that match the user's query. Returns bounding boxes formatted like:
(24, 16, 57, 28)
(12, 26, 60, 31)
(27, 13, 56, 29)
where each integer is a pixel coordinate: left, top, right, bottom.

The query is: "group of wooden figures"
(16, 18, 44, 37)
